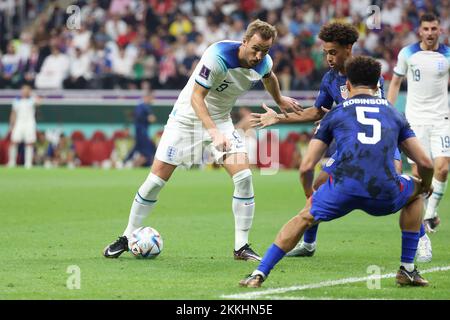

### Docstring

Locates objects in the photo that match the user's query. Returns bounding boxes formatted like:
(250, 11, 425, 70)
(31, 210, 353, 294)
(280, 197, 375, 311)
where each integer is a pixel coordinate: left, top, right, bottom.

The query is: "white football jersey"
(170, 41, 273, 125)
(393, 42, 450, 125)
(12, 96, 37, 124)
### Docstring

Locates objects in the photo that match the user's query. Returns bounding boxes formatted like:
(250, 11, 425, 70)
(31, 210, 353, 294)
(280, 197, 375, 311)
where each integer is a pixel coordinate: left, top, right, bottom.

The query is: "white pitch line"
(221, 265, 450, 300)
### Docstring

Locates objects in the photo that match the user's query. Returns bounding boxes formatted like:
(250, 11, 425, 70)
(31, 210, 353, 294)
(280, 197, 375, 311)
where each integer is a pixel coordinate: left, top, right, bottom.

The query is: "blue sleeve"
(314, 80, 334, 110)
(398, 116, 416, 143)
(313, 111, 334, 145)
(394, 148, 401, 161)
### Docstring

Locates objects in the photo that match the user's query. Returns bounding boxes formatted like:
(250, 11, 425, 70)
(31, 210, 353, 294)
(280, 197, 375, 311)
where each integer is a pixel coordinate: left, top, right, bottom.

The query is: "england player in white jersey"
(103, 20, 302, 260)
(8, 84, 41, 169)
(388, 13, 450, 239)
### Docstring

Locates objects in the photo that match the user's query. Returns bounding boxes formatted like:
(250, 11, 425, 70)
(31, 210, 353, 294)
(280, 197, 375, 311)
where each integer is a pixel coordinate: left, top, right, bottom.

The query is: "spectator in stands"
(111, 45, 134, 89)
(178, 42, 200, 83)
(1, 41, 21, 88)
(3, 0, 450, 91)
(64, 47, 93, 89)
(292, 47, 315, 90)
(35, 45, 70, 89)
(105, 13, 127, 42)
(19, 44, 39, 87)
(71, 24, 92, 52)
(126, 88, 157, 167)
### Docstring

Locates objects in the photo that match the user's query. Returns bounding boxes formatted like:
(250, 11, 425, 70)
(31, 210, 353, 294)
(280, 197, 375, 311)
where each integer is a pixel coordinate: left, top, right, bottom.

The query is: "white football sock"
(251, 270, 266, 278)
(8, 144, 17, 167)
(123, 173, 166, 238)
(232, 169, 255, 251)
(25, 145, 33, 169)
(424, 178, 447, 220)
(302, 242, 316, 250)
(401, 262, 415, 272)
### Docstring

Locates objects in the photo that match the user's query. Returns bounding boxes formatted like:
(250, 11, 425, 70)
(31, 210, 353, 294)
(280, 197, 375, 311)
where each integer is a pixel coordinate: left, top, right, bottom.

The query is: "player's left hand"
(276, 96, 303, 117)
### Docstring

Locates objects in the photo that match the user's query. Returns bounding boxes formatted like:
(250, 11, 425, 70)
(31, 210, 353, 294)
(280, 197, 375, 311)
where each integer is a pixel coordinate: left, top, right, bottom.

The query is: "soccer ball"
(128, 226, 163, 259)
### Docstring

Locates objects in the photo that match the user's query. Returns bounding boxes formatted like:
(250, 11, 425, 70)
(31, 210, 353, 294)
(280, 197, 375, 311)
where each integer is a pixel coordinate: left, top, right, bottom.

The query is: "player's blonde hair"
(244, 19, 277, 42)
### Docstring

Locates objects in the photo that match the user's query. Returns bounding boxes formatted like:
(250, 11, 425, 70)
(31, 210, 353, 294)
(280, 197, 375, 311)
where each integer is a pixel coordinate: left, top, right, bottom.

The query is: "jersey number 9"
(216, 80, 232, 92)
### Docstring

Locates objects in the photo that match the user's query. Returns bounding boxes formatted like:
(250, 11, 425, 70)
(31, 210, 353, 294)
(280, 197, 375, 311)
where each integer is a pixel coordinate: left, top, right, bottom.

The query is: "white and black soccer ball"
(128, 227, 163, 259)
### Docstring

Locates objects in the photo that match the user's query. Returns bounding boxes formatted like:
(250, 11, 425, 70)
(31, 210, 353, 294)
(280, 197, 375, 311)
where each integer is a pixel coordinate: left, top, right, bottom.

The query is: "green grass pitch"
(1, 168, 449, 300)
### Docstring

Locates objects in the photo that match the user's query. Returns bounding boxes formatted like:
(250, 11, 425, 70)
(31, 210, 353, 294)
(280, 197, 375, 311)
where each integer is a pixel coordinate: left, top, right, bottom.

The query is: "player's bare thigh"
(222, 152, 250, 176)
(150, 159, 177, 181)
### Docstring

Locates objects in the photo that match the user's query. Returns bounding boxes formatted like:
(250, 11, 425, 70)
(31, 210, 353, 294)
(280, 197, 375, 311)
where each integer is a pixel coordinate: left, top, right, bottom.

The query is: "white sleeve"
(194, 47, 226, 89)
(12, 99, 19, 112)
(262, 54, 273, 77)
(393, 48, 408, 76)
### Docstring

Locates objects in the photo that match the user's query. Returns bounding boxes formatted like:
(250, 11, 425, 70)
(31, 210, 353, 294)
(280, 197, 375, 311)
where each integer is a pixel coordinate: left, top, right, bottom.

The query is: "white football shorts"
(407, 118, 450, 163)
(11, 122, 36, 144)
(155, 118, 247, 168)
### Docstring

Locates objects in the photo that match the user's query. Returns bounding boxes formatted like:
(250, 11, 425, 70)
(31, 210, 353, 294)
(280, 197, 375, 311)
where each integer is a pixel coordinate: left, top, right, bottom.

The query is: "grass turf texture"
(1, 168, 449, 300)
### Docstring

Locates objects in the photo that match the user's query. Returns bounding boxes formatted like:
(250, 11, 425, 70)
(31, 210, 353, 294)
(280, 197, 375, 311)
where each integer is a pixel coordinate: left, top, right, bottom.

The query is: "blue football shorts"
(310, 174, 416, 222)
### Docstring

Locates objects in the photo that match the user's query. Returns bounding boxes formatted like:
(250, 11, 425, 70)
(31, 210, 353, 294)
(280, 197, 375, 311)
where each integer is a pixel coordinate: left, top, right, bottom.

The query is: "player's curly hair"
(345, 56, 381, 88)
(244, 19, 277, 42)
(318, 22, 359, 46)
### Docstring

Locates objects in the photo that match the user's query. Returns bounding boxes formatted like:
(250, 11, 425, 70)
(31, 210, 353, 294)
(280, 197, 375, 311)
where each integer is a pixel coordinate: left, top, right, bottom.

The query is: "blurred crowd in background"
(2, 0, 450, 91)
(0, 110, 314, 169)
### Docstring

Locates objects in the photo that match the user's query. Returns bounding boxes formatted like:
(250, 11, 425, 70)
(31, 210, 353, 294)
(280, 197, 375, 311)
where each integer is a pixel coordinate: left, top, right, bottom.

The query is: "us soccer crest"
(340, 85, 348, 99)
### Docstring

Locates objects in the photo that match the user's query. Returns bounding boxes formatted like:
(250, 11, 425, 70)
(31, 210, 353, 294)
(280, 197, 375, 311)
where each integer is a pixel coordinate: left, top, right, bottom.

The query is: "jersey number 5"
(356, 106, 381, 144)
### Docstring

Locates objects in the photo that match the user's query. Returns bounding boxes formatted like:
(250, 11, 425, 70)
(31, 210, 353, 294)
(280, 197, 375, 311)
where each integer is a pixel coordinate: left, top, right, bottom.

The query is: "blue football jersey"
(315, 69, 385, 109)
(314, 94, 415, 200)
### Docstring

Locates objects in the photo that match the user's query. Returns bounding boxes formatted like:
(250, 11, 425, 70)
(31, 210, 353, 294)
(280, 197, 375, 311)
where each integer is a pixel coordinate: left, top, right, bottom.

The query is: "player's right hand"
(249, 103, 279, 128)
(277, 96, 303, 117)
(210, 130, 231, 152)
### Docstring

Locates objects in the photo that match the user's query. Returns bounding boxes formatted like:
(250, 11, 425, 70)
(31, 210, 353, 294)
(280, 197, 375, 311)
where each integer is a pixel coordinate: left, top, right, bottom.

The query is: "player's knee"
(436, 162, 449, 178)
(138, 173, 166, 200)
(232, 169, 253, 198)
(297, 211, 315, 228)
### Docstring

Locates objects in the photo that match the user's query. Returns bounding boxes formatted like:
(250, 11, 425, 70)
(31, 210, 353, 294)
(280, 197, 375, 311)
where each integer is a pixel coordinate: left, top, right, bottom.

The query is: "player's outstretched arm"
(400, 137, 434, 195)
(191, 83, 230, 151)
(261, 71, 302, 117)
(299, 139, 328, 198)
(387, 74, 404, 105)
(249, 106, 325, 128)
(8, 109, 16, 132)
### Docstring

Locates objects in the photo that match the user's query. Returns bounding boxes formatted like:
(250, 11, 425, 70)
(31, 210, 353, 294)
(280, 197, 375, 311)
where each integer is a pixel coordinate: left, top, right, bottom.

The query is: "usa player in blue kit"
(240, 56, 434, 288)
(250, 23, 427, 259)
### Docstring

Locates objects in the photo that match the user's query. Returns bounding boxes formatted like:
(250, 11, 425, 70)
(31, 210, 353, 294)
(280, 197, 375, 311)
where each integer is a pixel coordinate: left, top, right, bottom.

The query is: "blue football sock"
(256, 244, 286, 277)
(419, 223, 425, 238)
(304, 224, 318, 243)
(401, 231, 420, 263)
